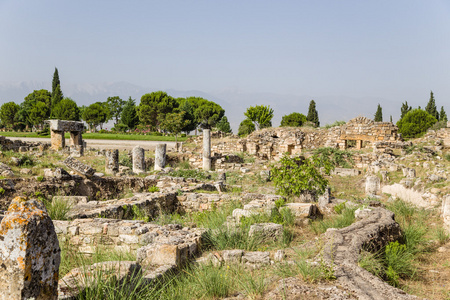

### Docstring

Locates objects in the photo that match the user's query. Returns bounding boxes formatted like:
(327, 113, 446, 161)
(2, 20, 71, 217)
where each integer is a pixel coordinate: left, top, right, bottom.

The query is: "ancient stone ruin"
(47, 119, 84, 155)
(336, 116, 401, 149)
(0, 197, 60, 300)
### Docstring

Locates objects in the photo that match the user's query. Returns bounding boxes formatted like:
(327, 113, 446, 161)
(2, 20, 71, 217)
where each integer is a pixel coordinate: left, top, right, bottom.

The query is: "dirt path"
(6, 137, 177, 151)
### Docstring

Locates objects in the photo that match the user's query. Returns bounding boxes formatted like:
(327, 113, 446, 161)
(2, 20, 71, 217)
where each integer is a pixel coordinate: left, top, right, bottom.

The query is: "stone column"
(154, 143, 166, 171)
(132, 146, 145, 174)
(50, 130, 65, 150)
(69, 131, 83, 146)
(203, 129, 211, 171)
(105, 149, 119, 175)
(0, 197, 60, 300)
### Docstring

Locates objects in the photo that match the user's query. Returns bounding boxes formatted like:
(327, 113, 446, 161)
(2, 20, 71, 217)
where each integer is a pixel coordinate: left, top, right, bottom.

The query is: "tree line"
(0, 69, 231, 137)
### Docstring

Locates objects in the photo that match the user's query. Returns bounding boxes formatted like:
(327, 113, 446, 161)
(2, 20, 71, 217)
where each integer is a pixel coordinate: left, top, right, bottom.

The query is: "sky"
(0, 1, 449, 127)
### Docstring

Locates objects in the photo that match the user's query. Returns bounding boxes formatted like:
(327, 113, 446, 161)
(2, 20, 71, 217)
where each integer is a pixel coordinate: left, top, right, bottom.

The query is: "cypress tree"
(374, 104, 383, 122)
(52, 68, 61, 96)
(306, 100, 320, 127)
(440, 106, 448, 122)
(425, 91, 439, 120)
(400, 101, 411, 119)
(51, 85, 63, 117)
(121, 97, 139, 130)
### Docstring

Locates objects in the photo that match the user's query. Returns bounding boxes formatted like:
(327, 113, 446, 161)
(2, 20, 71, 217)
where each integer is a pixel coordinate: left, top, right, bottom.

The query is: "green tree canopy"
(215, 116, 232, 133)
(374, 104, 383, 122)
(190, 97, 225, 129)
(159, 111, 190, 143)
(0, 102, 20, 128)
(82, 102, 109, 132)
(400, 101, 411, 119)
(306, 100, 319, 127)
(23, 89, 52, 126)
(137, 91, 178, 130)
(120, 97, 139, 130)
(28, 101, 50, 128)
(396, 109, 437, 138)
(425, 91, 439, 121)
(177, 98, 198, 133)
(51, 98, 80, 121)
(106, 96, 126, 125)
(440, 106, 448, 123)
(244, 105, 274, 130)
(238, 118, 256, 136)
(280, 112, 307, 127)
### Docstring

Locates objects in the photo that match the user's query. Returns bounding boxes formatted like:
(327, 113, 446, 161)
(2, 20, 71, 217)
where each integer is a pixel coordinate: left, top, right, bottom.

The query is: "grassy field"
(0, 131, 188, 142)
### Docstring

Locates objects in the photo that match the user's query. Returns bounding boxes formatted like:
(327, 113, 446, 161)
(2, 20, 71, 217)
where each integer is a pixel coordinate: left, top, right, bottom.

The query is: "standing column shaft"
(105, 149, 119, 175)
(154, 143, 166, 171)
(132, 146, 145, 174)
(203, 129, 211, 171)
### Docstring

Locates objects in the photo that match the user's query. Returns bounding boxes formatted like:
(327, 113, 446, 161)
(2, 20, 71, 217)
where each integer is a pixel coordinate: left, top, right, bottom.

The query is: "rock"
(19, 168, 32, 175)
(54, 167, 72, 179)
(248, 223, 283, 241)
(242, 251, 270, 269)
(318, 187, 331, 207)
(43, 168, 54, 177)
(259, 170, 271, 181)
(94, 172, 105, 177)
(10, 157, 21, 166)
(137, 243, 187, 267)
(63, 156, 95, 177)
(0, 197, 60, 300)
(365, 175, 380, 195)
(218, 172, 226, 181)
(1, 170, 14, 177)
(402, 167, 416, 178)
(58, 261, 140, 299)
(382, 183, 437, 209)
(222, 250, 244, 264)
(232, 208, 257, 222)
(428, 174, 444, 182)
(274, 249, 285, 262)
(284, 203, 321, 219)
(240, 167, 250, 173)
(354, 207, 373, 219)
(332, 168, 360, 176)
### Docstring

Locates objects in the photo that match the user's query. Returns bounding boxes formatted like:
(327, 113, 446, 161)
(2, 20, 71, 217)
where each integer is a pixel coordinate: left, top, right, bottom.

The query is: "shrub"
(384, 241, 416, 285)
(271, 154, 333, 198)
(44, 197, 72, 220)
(396, 109, 437, 138)
(36, 175, 44, 182)
(313, 147, 354, 168)
(237, 119, 256, 137)
(280, 112, 307, 127)
(324, 120, 346, 129)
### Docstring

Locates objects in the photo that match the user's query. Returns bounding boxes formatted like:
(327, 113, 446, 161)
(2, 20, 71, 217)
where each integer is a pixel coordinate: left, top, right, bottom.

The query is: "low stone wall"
(322, 207, 419, 299)
(0, 135, 49, 152)
(54, 218, 204, 254)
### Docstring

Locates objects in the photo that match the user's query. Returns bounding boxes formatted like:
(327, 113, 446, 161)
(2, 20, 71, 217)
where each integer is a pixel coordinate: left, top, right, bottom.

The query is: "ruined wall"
(0, 135, 49, 152)
(436, 122, 450, 148)
(187, 117, 401, 164)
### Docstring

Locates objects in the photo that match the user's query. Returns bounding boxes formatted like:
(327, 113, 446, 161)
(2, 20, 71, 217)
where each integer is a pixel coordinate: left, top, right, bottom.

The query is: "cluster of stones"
(0, 135, 49, 152)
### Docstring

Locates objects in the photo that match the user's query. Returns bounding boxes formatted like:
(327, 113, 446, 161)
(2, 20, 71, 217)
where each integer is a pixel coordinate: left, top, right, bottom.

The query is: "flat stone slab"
(63, 156, 95, 177)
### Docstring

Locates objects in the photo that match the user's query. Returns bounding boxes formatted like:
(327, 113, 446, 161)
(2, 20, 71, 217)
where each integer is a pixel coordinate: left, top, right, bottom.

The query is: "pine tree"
(425, 91, 439, 120)
(400, 101, 411, 119)
(52, 68, 61, 96)
(440, 106, 448, 122)
(306, 100, 320, 127)
(390, 115, 393, 123)
(374, 104, 383, 122)
(121, 97, 139, 130)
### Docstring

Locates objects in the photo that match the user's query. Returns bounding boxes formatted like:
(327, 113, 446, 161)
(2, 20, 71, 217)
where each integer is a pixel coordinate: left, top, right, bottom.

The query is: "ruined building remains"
(47, 120, 84, 156)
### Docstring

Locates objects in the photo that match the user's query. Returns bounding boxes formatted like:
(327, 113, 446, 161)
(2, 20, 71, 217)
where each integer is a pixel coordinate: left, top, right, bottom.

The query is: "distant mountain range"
(0, 81, 401, 133)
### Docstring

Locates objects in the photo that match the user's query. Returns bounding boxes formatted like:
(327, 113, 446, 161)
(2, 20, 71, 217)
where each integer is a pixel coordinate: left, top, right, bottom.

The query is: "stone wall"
(0, 135, 49, 152)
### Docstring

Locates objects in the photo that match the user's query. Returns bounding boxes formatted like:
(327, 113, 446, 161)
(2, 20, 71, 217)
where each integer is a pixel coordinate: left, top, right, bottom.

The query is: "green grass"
(310, 207, 357, 234)
(0, 131, 187, 142)
(44, 197, 72, 220)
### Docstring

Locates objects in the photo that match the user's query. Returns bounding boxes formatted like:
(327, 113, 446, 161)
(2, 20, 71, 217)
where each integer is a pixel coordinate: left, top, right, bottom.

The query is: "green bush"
(396, 109, 437, 138)
(313, 147, 354, 168)
(271, 154, 333, 198)
(237, 118, 256, 137)
(280, 112, 307, 127)
(384, 241, 416, 285)
(148, 186, 160, 193)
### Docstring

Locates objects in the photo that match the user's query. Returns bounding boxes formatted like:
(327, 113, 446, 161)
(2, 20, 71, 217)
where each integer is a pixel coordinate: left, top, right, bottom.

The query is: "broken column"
(154, 143, 166, 171)
(203, 129, 211, 171)
(0, 196, 60, 300)
(365, 175, 381, 196)
(132, 146, 145, 174)
(105, 149, 119, 175)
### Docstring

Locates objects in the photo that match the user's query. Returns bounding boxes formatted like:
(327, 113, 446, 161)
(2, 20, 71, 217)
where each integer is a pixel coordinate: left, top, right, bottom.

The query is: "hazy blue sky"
(1, 1, 449, 113)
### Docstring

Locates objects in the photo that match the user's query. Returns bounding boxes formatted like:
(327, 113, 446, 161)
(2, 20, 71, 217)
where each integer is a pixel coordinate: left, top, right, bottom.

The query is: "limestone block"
(222, 249, 244, 264)
(0, 197, 60, 300)
(248, 223, 283, 241)
(285, 203, 321, 219)
(332, 168, 360, 176)
(63, 156, 95, 177)
(242, 251, 270, 269)
(137, 244, 181, 267)
(52, 196, 87, 207)
(365, 175, 380, 195)
(232, 208, 257, 222)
